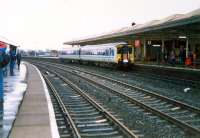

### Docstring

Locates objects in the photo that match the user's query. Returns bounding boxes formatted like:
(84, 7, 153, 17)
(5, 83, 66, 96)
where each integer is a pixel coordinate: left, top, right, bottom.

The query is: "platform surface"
(9, 63, 58, 138)
(0, 63, 27, 138)
(135, 62, 200, 72)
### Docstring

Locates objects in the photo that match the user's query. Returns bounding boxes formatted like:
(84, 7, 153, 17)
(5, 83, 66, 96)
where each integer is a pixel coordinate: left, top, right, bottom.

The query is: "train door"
(121, 45, 129, 64)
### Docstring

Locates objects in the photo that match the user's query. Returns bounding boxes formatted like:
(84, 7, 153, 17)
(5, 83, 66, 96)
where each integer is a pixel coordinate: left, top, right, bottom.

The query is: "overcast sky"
(0, 0, 199, 50)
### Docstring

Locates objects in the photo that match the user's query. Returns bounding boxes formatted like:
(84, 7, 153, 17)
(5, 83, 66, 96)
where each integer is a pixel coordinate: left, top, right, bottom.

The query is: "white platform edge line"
(32, 64, 60, 138)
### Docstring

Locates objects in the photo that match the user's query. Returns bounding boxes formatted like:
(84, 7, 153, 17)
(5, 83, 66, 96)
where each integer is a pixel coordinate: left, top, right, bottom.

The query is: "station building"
(64, 8, 200, 67)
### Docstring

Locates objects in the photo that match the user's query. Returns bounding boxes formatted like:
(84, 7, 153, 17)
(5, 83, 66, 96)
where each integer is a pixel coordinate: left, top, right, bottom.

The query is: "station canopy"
(0, 36, 19, 48)
(64, 8, 200, 46)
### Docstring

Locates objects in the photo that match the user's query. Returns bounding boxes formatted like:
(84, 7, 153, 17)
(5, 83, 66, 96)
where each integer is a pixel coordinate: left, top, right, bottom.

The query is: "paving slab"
(10, 126, 51, 138)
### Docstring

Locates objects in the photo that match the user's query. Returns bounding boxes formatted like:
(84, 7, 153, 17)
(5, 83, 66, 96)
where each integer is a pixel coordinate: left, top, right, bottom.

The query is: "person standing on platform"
(170, 50, 176, 65)
(9, 49, 16, 76)
(0, 42, 9, 127)
(179, 46, 185, 64)
(16, 51, 21, 70)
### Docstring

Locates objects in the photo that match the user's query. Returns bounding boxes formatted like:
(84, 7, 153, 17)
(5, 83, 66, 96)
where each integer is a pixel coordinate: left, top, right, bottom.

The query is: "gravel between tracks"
(65, 63, 200, 108)
(45, 65, 186, 138)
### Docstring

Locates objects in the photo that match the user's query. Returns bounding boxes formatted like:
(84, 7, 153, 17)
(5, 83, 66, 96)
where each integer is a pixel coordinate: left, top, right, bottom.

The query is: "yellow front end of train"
(116, 44, 134, 66)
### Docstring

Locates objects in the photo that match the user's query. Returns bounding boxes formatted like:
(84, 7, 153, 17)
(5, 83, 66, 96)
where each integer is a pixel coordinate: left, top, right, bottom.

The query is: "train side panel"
(58, 47, 80, 60)
(80, 46, 117, 63)
(59, 42, 134, 68)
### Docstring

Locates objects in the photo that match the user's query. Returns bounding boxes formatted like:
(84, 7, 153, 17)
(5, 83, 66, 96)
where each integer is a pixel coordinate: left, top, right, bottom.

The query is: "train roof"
(60, 46, 79, 50)
(81, 42, 127, 48)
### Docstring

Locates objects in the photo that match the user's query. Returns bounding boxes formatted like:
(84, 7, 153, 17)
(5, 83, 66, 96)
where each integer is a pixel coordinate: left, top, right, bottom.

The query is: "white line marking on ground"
(32, 64, 60, 138)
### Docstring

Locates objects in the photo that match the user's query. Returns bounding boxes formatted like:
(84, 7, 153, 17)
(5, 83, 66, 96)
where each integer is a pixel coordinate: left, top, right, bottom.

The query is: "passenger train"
(59, 42, 134, 68)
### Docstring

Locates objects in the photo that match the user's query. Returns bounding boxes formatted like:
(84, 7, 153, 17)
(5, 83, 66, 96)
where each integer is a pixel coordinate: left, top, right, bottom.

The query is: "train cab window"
(117, 48, 122, 54)
(122, 46, 129, 54)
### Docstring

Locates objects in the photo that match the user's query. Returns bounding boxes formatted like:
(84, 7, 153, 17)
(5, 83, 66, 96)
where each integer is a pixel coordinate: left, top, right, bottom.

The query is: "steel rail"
(39, 65, 138, 138)
(49, 61, 200, 114)
(33, 61, 200, 136)
(42, 73, 81, 138)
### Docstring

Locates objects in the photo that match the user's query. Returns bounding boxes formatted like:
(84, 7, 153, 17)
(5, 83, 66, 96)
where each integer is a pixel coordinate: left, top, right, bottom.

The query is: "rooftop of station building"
(64, 8, 200, 46)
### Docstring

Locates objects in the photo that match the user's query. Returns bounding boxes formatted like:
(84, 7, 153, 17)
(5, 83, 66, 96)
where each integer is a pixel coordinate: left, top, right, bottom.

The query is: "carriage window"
(111, 49, 114, 56)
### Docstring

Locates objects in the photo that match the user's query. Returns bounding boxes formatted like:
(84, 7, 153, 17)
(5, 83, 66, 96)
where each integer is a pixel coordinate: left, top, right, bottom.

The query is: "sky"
(0, 0, 199, 50)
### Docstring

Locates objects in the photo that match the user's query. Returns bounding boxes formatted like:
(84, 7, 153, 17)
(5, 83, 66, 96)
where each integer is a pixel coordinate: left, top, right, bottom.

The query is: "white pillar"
(161, 39, 164, 53)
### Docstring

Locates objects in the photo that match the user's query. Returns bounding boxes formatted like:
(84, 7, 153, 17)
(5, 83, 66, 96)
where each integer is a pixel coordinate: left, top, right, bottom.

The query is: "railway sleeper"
(74, 119, 107, 124)
(69, 108, 97, 113)
(70, 112, 100, 117)
(56, 118, 65, 121)
(164, 110, 194, 116)
(80, 131, 122, 138)
(137, 98, 158, 103)
(66, 103, 90, 107)
(73, 116, 104, 121)
(152, 104, 173, 109)
(77, 122, 110, 128)
(69, 106, 94, 111)
(142, 101, 167, 106)
(60, 133, 72, 138)
(80, 127, 115, 133)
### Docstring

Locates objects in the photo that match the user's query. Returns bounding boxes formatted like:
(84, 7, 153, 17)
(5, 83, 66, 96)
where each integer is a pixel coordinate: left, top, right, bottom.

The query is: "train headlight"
(123, 59, 128, 63)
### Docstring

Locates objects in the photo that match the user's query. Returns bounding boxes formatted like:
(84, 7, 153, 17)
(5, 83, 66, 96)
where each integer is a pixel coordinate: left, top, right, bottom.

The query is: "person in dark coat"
(16, 52, 22, 70)
(9, 50, 16, 76)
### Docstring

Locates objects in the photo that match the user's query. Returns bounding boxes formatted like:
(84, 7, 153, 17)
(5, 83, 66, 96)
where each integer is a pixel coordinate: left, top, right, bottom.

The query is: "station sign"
(0, 41, 7, 52)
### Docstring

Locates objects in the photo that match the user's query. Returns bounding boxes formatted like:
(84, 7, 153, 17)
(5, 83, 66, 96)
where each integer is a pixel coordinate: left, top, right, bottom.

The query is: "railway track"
(41, 68, 139, 138)
(47, 79, 77, 138)
(127, 70, 200, 89)
(31, 60, 200, 137)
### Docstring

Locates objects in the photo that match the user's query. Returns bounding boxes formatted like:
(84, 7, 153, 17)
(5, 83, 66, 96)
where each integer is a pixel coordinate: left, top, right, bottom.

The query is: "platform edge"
(32, 64, 60, 138)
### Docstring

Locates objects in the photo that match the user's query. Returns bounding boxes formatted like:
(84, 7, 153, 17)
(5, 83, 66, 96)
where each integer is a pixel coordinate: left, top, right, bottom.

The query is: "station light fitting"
(152, 44, 161, 47)
(178, 36, 187, 39)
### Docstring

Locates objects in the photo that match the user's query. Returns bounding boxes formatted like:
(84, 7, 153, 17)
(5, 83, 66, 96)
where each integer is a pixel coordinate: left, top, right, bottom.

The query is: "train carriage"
(59, 42, 134, 68)
(80, 43, 117, 63)
(59, 47, 80, 60)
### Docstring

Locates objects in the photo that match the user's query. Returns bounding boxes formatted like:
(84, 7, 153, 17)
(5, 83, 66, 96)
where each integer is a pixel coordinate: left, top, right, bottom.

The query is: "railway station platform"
(133, 62, 200, 83)
(135, 62, 200, 72)
(8, 62, 59, 138)
(0, 63, 27, 138)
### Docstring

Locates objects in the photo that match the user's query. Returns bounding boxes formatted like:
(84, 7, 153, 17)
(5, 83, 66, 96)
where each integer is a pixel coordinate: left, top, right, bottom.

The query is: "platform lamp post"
(0, 41, 8, 127)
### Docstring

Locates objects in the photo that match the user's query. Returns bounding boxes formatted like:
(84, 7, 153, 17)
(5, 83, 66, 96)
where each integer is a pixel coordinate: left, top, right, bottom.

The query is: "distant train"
(59, 42, 134, 67)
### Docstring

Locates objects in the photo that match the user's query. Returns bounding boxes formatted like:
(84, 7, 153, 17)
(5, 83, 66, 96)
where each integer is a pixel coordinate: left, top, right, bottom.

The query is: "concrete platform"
(135, 63, 200, 72)
(9, 63, 59, 138)
(0, 63, 27, 138)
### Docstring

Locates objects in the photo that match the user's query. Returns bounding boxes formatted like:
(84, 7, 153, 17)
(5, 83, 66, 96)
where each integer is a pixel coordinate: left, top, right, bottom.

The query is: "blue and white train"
(59, 42, 134, 67)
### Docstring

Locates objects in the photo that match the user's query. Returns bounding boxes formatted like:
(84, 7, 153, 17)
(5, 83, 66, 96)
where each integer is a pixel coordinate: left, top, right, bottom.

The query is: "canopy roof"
(0, 36, 19, 47)
(64, 8, 200, 46)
